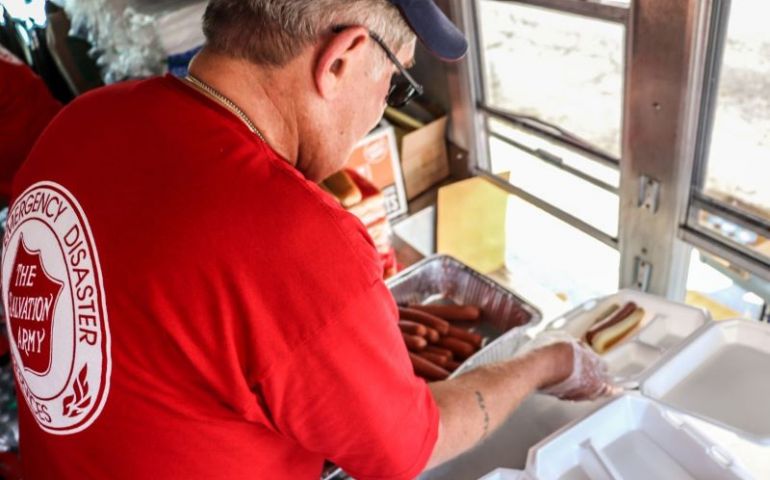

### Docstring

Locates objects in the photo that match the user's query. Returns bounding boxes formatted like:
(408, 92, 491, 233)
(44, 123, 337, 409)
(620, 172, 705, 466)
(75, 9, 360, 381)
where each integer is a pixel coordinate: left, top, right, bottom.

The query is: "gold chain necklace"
(184, 74, 266, 143)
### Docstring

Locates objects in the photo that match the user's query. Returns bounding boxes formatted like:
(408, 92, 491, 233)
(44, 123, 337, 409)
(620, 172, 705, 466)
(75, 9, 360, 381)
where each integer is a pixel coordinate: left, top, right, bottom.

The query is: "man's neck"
(187, 50, 301, 166)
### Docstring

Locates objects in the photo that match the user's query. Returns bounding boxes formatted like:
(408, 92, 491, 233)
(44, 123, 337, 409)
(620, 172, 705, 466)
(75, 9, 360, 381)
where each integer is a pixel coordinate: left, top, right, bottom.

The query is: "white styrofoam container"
(641, 319, 770, 446)
(526, 394, 750, 480)
(540, 289, 710, 387)
(478, 468, 530, 480)
(418, 393, 610, 480)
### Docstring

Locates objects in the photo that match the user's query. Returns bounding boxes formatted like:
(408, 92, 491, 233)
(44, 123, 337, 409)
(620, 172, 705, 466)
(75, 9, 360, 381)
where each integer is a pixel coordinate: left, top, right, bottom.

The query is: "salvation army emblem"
(2, 182, 111, 434)
(7, 237, 63, 376)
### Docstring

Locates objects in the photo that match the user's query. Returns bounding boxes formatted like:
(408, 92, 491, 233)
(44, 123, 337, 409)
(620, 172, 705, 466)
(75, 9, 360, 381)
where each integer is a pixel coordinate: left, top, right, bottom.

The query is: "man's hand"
(424, 332, 618, 471)
(536, 341, 619, 401)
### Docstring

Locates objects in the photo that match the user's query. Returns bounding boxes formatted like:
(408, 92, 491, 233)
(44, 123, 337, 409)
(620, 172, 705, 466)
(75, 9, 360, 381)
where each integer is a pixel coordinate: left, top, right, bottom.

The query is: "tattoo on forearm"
(475, 391, 490, 438)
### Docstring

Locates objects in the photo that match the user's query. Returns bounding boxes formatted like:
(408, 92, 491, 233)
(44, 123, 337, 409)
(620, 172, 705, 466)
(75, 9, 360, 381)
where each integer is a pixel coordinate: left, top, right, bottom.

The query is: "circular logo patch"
(2, 182, 111, 435)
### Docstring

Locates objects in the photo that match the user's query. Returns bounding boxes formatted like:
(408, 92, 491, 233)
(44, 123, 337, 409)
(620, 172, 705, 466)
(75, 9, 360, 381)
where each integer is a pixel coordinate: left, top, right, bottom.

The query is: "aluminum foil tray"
(324, 256, 541, 480)
(387, 255, 541, 364)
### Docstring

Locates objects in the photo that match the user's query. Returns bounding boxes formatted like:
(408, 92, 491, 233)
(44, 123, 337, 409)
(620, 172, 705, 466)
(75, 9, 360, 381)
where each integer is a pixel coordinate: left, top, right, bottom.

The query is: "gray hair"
(203, 0, 415, 67)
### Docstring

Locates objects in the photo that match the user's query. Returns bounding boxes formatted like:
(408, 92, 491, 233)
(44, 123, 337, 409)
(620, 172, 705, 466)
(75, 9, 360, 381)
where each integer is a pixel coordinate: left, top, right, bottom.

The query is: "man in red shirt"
(0, 45, 61, 205)
(1, 1, 614, 478)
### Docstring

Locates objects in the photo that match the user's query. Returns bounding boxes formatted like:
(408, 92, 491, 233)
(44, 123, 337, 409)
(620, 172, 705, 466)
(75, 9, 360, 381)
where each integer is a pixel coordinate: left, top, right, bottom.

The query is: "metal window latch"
(634, 256, 652, 292)
(638, 175, 661, 213)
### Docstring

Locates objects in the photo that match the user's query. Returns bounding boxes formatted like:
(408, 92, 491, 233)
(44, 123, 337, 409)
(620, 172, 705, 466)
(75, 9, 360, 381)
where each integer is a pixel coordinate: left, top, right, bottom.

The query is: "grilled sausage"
(446, 326, 483, 348)
(437, 337, 476, 360)
(417, 352, 449, 367)
(398, 320, 428, 337)
(402, 333, 427, 352)
(445, 360, 462, 372)
(409, 353, 450, 381)
(585, 302, 637, 345)
(424, 327, 440, 343)
(407, 304, 482, 322)
(398, 307, 450, 335)
(424, 346, 454, 360)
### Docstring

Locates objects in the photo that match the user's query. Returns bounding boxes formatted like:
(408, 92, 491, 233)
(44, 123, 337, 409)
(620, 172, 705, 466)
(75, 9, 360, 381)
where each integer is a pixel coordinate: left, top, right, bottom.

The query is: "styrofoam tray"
(419, 393, 610, 480)
(641, 319, 770, 446)
(541, 290, 709, 386)
(478, 468, 530, 480)
(526, 394, 750, 480)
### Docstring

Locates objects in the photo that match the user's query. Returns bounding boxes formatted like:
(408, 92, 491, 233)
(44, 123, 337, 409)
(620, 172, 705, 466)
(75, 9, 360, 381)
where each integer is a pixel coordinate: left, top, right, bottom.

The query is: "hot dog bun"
(590, 308, 645, 354)
(322, 170, 362, 207)
(585, 302, 636, 345)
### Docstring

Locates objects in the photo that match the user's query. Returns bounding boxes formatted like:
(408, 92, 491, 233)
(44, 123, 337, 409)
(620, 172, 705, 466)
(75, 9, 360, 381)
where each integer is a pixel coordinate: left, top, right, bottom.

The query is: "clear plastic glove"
(520, 331, 620, 401)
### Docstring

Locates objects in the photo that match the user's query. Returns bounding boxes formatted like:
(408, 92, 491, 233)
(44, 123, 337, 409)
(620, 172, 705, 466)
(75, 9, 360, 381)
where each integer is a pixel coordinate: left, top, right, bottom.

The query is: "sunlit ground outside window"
(705, 2, 770, 219)
(480, 0, 625, 157)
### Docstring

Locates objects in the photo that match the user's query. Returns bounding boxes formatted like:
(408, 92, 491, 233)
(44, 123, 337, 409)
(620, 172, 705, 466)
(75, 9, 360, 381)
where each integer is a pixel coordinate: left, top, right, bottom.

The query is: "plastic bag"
(59, 0, 204, 83)
(520, 331, 620, 401)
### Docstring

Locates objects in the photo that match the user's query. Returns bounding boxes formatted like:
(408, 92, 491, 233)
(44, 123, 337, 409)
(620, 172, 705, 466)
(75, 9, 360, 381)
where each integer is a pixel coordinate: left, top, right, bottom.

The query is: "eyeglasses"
(333, 26, 424, 108)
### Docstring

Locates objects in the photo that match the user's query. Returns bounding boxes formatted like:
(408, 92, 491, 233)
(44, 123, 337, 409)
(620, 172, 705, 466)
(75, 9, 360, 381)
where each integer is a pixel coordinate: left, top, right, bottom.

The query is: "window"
(504, 193, 620, 306)
(470, 0, 629, 283)
(478, 0, 626, 157)
(686, 1, 770, 280)
(703, 3, 770, 218)
(488, 117, 619, 237)
(457, 0, 770, 303)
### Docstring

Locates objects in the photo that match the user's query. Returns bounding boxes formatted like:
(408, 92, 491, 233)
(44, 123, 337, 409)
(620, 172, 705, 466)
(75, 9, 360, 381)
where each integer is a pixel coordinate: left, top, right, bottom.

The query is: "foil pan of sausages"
(387, 255, 541, 381)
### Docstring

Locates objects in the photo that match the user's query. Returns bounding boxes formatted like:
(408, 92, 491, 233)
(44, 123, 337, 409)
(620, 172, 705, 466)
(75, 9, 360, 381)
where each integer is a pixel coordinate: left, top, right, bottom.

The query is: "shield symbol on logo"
(7, 235, 63, 376)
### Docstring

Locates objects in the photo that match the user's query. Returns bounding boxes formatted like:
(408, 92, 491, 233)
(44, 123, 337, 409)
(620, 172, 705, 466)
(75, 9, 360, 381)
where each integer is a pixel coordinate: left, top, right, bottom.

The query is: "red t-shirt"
(2, 75, 438, 479)
(0, 46, 61, 203)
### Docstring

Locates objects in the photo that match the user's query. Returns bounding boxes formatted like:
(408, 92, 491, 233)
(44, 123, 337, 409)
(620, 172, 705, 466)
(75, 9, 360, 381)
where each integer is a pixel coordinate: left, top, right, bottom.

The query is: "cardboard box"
(345, 124, 408, 219)
(395, 116, 450, 200)
(386, 105, 450, 200)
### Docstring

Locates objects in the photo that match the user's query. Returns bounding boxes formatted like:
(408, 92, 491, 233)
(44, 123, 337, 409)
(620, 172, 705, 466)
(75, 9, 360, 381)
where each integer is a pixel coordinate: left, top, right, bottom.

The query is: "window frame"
(473, 1, 628, 167)
(682, 0, 770, 284)
(464, 0, 630, 250)
(445, 0, 770, 300)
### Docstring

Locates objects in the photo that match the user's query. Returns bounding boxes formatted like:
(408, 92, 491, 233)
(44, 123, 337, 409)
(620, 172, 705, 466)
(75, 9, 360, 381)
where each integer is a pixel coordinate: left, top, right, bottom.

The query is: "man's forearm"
(424, 343, 572, 469)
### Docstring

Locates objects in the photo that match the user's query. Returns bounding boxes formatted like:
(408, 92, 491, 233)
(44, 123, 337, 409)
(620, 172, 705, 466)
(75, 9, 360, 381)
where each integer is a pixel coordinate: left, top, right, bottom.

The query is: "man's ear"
(314, 26, 370, 100)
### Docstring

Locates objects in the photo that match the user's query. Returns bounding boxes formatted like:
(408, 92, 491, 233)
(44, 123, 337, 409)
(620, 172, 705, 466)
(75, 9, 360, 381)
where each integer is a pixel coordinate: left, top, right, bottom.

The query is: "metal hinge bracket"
(634, 256, 653, 292)
(638, 175, 661, 213)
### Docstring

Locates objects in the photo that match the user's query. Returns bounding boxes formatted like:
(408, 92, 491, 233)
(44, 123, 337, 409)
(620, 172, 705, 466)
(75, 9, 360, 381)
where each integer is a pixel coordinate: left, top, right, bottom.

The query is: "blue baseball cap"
(388, 0, 468, 62)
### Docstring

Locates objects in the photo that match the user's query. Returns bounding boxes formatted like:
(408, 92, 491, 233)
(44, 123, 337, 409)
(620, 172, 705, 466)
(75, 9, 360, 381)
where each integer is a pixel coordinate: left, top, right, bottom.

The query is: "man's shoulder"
(238, 159, 381, 279)
(36, 75, 249, 161)
(39, 77, 171, 140)
(60, 76, 172, 113)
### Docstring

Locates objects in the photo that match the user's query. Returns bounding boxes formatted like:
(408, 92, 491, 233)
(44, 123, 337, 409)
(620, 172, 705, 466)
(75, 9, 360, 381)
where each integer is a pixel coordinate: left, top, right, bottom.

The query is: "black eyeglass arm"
(366, 31, 424, 95)
(332, 25, 424, 96)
